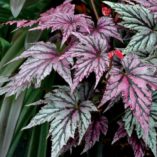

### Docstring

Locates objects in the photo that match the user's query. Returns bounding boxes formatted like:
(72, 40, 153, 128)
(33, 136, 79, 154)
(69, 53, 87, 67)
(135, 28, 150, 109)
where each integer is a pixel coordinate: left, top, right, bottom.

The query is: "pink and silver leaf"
(87, 17, 122, 41)
(0, 42, 73, 97)
(68, 33, 109, 92)
(23, 86, 97, 157)
(100, 54, 157, 135)
(5, 20, 37, 28)
(33, 0, 75, 31)
(32, 13, 90, 45)
(5, 0, 75, 30)
(123, 92, 157, 157)
(40, 0, 74, 17)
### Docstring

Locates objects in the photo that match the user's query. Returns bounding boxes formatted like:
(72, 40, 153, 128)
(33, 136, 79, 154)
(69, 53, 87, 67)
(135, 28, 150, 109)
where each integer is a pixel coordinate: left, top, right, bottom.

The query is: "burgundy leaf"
(128, 137, 144, 157)
(112, 121, 127, 144)
(87, 17, 122, 41)
(68, 33, 109, 92)
(113, 121, 144, 157)
(0, 42, 73, 96)
(82, 116, 108, 153)
(100, 54, 157, 135)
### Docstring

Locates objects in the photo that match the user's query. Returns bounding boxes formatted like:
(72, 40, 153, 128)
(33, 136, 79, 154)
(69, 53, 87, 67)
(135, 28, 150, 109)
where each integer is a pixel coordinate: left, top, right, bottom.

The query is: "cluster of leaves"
(2, 0, 157, 157)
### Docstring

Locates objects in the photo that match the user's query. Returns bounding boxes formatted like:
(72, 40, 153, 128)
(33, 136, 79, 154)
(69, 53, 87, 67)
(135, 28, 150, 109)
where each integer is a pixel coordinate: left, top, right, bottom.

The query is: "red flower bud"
(108, 50, 124, 60)
(108, 51, 114, 59)
(102, 6, 112, 16)
(114, 50, 124, 59)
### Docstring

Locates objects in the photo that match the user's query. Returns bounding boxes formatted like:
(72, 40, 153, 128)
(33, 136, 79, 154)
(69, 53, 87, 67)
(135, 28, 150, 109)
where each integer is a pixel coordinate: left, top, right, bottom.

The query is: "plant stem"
(106, 59, 113, 81)
(98, 59, 113, 111)
(90, 0, 99, 20)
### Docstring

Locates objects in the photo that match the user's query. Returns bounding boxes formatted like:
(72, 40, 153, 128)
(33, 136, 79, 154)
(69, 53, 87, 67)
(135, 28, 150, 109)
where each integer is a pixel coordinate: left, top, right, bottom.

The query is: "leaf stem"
(90, 0, 99, 20)
(98, 59, 113, 111)
(106, 59, 113, 82)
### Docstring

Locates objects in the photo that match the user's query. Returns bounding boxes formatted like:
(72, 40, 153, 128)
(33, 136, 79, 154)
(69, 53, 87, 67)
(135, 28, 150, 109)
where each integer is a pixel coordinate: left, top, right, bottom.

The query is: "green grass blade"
(7, 108, 36, 157)
(26, 126, 40, 157)
(0, 30, 26, 68)
(25, 30, 42, 49)
(7, 89, 43, 157)
(0, 92, 25, 157)
(0, 96, 14, 151)
(10, 0, 26, 17)
(37, 124, 49, 157)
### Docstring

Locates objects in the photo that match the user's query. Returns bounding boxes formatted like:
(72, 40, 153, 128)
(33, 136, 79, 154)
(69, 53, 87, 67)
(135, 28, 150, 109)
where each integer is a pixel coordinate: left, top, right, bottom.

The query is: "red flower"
(108, 50, 124, 59)
(102, 6, 112, 16)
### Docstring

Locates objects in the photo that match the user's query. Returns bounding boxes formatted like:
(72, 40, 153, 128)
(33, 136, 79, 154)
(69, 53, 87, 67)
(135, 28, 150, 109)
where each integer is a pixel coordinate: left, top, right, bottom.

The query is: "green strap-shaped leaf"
(0, 92, 25, 157)
(10, 0, 26, 17)
(25, 30, 42, 49)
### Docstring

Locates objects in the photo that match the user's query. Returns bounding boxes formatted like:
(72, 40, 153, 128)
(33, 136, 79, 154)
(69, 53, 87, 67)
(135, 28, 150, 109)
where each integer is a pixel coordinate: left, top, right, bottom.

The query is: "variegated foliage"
(2, 0, 157, 156)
